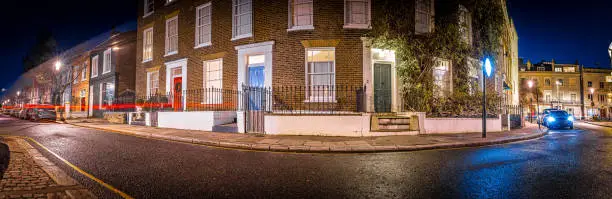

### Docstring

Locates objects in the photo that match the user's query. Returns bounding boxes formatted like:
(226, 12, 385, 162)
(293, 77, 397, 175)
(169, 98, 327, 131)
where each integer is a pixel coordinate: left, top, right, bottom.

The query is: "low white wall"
(424, 115, 502, 134)
(264, 114, 370, 137)
(158, 111, 236, 131)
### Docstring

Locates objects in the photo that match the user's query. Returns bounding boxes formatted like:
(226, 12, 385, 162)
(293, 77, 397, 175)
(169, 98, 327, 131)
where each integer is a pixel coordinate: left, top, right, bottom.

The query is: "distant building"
(519, 59, 612, 119)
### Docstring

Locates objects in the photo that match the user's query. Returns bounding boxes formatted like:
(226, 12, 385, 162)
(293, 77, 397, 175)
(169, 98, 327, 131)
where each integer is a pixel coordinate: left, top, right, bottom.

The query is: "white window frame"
(288, 0, 314, 31)
(195, 3, 212, 48)
(143, 28, 154, 62)
(458, 5, 472, 45)
(343, 0, 371, 29)
(103, 48, 112, 74)
(415, 0, 434, 34)
(81, 62, 87, 81)
(305, 47, 336, 102)
(91, 56, 99, 78)
(144, 0, 154, 18)
(433, 58, 452, 97)
(232, 0, 253, 41)
(73, 67, 79, 85)
(165, 16, 179, 56)
(203, 58, 223, 104)
(146, 71, 160, 97)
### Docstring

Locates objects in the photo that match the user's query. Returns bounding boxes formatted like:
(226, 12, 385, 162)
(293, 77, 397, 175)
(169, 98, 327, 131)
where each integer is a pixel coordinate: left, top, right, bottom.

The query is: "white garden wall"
(424, 116, 502, 134)
(157, 111, 236, 131)
(264, 114, 371, 137)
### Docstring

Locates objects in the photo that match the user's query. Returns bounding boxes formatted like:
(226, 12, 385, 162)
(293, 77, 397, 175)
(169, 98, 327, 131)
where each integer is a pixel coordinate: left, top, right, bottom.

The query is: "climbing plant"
(367, 0, 507, 117)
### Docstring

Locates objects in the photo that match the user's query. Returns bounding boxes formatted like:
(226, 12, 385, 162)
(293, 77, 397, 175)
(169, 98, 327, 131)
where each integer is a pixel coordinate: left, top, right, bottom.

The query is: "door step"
(371, 115, 413, 132)
(212, 122, 239, 133)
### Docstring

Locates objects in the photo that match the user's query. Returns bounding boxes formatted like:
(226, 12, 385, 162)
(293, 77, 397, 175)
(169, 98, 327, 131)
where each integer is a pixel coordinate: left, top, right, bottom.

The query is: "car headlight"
(547, 117, 556, 123)
(568, 116, 574, 121)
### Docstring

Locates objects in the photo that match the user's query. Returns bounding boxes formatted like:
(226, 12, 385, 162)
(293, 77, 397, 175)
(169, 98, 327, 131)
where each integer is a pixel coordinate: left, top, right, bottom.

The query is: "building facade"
(519, 60, 612, 119)
(89, 31, 137, 117)
(70, 54, 91, 117)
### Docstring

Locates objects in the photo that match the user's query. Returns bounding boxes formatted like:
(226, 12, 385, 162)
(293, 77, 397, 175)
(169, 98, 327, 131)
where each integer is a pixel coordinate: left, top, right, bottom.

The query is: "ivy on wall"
(367, 0, 506, 117)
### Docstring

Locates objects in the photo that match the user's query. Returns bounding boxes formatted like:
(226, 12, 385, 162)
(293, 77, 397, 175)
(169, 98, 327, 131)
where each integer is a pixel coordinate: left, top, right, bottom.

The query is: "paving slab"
(66, 120, 546, 153)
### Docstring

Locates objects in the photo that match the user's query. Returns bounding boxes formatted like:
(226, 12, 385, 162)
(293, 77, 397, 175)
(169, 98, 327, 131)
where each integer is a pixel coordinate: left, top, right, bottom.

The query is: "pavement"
(63, 118, 546, 153)
(584, 120, 612, 128)
(0, 137, 94, 199)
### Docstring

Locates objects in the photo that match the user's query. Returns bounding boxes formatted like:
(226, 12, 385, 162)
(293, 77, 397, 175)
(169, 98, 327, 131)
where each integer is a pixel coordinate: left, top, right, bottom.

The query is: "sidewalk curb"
(66, 123, 547, 153)
(583, 121, 612, 128)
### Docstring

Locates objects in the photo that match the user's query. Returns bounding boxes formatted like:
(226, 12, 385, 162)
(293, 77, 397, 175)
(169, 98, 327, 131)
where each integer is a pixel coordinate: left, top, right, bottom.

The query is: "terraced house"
(135, 0, 518, 135)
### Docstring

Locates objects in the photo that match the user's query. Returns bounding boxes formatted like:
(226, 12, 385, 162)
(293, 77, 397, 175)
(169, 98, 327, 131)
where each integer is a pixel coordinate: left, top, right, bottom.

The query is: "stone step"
(378, 124, 411, 130)
(378, 118, 411, 125)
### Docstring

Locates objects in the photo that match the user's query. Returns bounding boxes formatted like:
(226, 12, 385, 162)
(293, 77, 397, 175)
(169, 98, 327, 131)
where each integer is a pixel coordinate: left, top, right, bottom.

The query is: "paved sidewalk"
(583, 121, 612, 128)
(64, 119, 546, 153)
(0, 137, 95, 199)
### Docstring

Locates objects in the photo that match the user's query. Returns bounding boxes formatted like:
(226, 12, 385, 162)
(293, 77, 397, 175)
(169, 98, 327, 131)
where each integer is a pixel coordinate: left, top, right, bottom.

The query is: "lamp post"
(482, 58, 493, 138)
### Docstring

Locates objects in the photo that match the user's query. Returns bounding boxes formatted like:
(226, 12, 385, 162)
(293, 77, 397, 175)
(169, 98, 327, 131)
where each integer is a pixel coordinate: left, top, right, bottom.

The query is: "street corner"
(0, 137, 96, 199)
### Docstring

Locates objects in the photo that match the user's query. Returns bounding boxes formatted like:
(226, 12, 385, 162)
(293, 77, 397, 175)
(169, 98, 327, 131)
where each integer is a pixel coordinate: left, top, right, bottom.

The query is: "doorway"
(173, 77, 182, 111)
(374, 63, 392, 113)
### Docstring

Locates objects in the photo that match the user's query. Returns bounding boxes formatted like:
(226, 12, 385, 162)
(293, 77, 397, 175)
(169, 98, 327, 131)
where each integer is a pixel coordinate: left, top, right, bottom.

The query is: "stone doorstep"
(11, 138, 96, 199)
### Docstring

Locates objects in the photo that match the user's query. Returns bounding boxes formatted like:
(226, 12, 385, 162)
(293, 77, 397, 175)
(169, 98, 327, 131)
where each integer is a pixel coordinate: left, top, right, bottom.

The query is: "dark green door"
(374, 63, 392, 112)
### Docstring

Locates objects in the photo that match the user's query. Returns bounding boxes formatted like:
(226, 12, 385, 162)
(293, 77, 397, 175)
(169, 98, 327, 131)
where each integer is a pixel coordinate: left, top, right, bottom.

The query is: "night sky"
(0, 0, 611, 91)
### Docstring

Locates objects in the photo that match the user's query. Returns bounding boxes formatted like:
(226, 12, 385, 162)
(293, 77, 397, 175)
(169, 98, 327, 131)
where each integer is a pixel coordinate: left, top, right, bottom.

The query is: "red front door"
(80, 98, 86, 111)
(173, 77, 182, 111)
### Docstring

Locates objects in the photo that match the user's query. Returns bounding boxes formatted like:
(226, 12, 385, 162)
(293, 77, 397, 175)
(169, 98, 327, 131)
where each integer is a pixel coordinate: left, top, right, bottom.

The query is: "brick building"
(131, 0, 514, 135)
(89, 31, 137, 117)
(70, 54, 91, 117)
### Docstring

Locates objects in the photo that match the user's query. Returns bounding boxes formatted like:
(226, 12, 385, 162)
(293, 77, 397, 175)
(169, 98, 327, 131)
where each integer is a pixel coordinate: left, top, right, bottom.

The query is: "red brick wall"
(136, 0, 370, 98)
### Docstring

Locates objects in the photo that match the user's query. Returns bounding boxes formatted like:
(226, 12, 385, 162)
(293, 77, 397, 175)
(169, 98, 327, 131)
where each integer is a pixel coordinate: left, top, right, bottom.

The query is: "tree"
(22, 29, 57, 73)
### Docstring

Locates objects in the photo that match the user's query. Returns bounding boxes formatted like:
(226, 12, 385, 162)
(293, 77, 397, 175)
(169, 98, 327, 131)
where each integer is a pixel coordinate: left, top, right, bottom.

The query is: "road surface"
(0, 115, 610, 198)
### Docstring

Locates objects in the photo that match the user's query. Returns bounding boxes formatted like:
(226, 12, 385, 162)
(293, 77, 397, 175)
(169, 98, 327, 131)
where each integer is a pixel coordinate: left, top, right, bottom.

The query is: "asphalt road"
(0, 115, 610, 199)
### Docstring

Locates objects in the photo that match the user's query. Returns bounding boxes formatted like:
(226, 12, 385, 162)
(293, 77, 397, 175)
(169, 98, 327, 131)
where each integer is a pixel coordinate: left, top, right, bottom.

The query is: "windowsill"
(304, 97, 337, 103)
(287, 25, 315, 32)
(142, 59, 153, 63)
(143, 11, 154, 18)
(91, 75, 98, 78)
(102, 71, 111, 75)
(164, 51, 178, 57)
(231, 33, 253, 41)
(343, 24, 371, 29)
(194, 42, 212, 49)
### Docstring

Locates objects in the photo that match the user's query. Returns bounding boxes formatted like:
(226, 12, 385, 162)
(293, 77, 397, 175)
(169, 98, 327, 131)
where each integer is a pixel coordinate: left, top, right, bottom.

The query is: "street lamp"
(482, 58, 493, 138)
(55, 61, 62, 71)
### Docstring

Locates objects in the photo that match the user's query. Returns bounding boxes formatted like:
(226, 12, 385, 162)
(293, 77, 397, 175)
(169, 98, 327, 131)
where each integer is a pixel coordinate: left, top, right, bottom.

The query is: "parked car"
(543, 110, 574, 130)
(19, 108, 32, 120)
(28, 108, 57, 121)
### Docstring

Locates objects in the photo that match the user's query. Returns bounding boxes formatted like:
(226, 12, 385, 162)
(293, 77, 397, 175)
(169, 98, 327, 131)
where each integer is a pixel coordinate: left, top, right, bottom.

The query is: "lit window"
(306, 48, 336, 101)
(91, 56, 99, 78)
(563, 67, 575, 72)
(166, 0, 176, 4)
(545, 79, 551, 86)
(195, 3, 212, 48)
(204, 59, 223, 104)
(103, 49, 111, 74)
(458, 5, 472, 45)
(143, 28, 153, 62)
(537, 67, 545, 71)
(554, 67, 562, 72)
(165, 16, 179, 55)
(147, 71, 159, 96)
(415, 0, 434, 34)
(433, 59, 451, 97)
(144, 0, 154, 17)
(81, 62, 87, 81)
(344, 0, 370, 29)
(100, 83, 115, 109)
(288, 0, 314, 30)
(232, 0, 252, 40)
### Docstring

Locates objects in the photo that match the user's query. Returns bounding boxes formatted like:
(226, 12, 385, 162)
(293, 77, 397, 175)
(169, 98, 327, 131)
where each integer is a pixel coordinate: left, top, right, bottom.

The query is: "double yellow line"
(2, 135, 134, 199)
